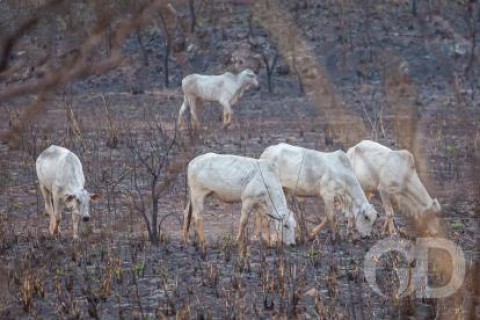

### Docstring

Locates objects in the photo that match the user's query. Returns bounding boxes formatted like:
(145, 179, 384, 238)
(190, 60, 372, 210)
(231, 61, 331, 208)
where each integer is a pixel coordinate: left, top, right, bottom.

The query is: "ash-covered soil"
(0, 0, 479, 319)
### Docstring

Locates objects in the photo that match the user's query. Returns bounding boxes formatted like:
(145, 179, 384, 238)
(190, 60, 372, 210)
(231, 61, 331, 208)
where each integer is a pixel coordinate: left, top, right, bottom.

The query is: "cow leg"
(252, 213, 264, 241)
(309, 200, 329, 239)
(291, 195, 307, 244)
(39, 185, 53, 217)
(309, 194, 332, 239)
(50, 190, 63, 236)
(178, 96, 189, 129)
(237, 198, 255, 256)
(220, 100, 233, 128)
(182, 199, 192, 244)
(309, 199, 336, 240)
(253, 214, 275, 247)
(236, 200, 252, 243)
(191, 194, 206, 252)
(72, 212, 80, 239)
(189, 97, 201, 130)
(379, 189, 397, 235)
(309, 217, 328, 239)
(327, 206, 336, 236)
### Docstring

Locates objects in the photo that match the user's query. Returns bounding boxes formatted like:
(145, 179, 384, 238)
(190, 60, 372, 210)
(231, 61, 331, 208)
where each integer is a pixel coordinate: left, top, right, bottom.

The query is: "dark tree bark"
(159, 11, 171, 88)
(262, 52, 279, 94)
(136, 31, 149, 66)
(189, 0, 196, 33)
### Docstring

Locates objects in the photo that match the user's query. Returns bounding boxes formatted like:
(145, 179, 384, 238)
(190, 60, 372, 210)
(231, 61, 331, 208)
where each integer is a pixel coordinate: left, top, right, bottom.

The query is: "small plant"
(11, 201, 24, 211)
(451, 220, 465, 229)
(134, 262, 145, 277)
(55, 268, 65, 276)
(101, 95, 121, 149)
(101, 267, 113, 300)
(113, 257, 123, 283)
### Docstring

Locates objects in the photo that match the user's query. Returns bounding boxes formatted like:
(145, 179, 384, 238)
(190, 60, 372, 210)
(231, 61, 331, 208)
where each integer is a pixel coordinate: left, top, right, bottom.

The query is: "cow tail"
(184, 95, 190, 111)
(183, 197, 193, 235)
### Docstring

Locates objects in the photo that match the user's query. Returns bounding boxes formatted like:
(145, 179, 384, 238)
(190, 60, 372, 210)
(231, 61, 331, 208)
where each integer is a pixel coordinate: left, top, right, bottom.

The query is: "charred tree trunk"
(159, 12, 171, 88)
(151, 177, 159, 244)
(136, 31, 149, 67)
(262, 52, 279, 94)
(189, 0, 196, 33)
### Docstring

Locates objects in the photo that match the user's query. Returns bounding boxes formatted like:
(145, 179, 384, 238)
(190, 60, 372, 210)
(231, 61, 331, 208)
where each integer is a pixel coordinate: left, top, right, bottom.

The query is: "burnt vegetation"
(0, 0, 479, 319)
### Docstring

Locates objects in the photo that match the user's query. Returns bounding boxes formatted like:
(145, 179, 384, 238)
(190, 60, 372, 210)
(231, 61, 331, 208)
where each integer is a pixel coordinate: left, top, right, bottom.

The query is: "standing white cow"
(178, 69, 259, 129)
(346, 140, 441, 235)
(183, 153, 297, 255)
(36, 145, 100, 239)
(260, 143, 378, 238)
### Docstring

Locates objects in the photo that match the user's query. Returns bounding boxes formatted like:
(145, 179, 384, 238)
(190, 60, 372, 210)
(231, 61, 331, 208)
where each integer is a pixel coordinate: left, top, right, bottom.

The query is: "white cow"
(260, 143, 378, 238)
(178, 69, 259, 129)
(346, 140, 441, 235)
(183, 153, 297, 255)
(36, 145, 100, 239)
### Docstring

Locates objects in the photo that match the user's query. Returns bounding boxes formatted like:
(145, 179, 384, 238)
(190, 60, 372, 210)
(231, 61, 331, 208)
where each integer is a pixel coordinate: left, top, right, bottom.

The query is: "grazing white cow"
(36, 145, 100, 239)
(178, 69, 259, 129)
(260, 143, 378, 238)
(183, 153, 297, 255)
(346, 140, 441, 235)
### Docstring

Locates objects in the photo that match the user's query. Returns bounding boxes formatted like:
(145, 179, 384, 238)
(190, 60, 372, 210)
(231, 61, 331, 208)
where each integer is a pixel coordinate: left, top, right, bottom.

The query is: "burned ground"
(0, 0, 479, 319)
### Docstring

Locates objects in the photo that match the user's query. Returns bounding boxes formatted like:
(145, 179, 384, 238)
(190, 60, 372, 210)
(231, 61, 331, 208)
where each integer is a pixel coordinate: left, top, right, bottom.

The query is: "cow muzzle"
(82, 216, 90, 222)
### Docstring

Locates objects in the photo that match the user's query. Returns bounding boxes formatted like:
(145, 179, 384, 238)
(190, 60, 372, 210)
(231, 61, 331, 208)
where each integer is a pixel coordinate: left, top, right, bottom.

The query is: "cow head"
(355, 203, 378, 237)
(240, 69, 259, 89)
(64, 190, 101, 222)
(275, 210, 297, 246)
(417, 198, 442, 236)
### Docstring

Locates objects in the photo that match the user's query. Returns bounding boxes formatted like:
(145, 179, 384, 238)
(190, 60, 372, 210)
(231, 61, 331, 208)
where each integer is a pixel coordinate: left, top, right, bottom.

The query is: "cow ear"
(90, 193, 101, 201)
(64, 194, 75, 203)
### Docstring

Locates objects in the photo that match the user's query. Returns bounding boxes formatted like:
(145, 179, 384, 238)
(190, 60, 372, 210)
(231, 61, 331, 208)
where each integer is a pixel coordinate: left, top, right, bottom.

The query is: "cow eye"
(364, 215, 370, 222)
(284, 224, 289, 229)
